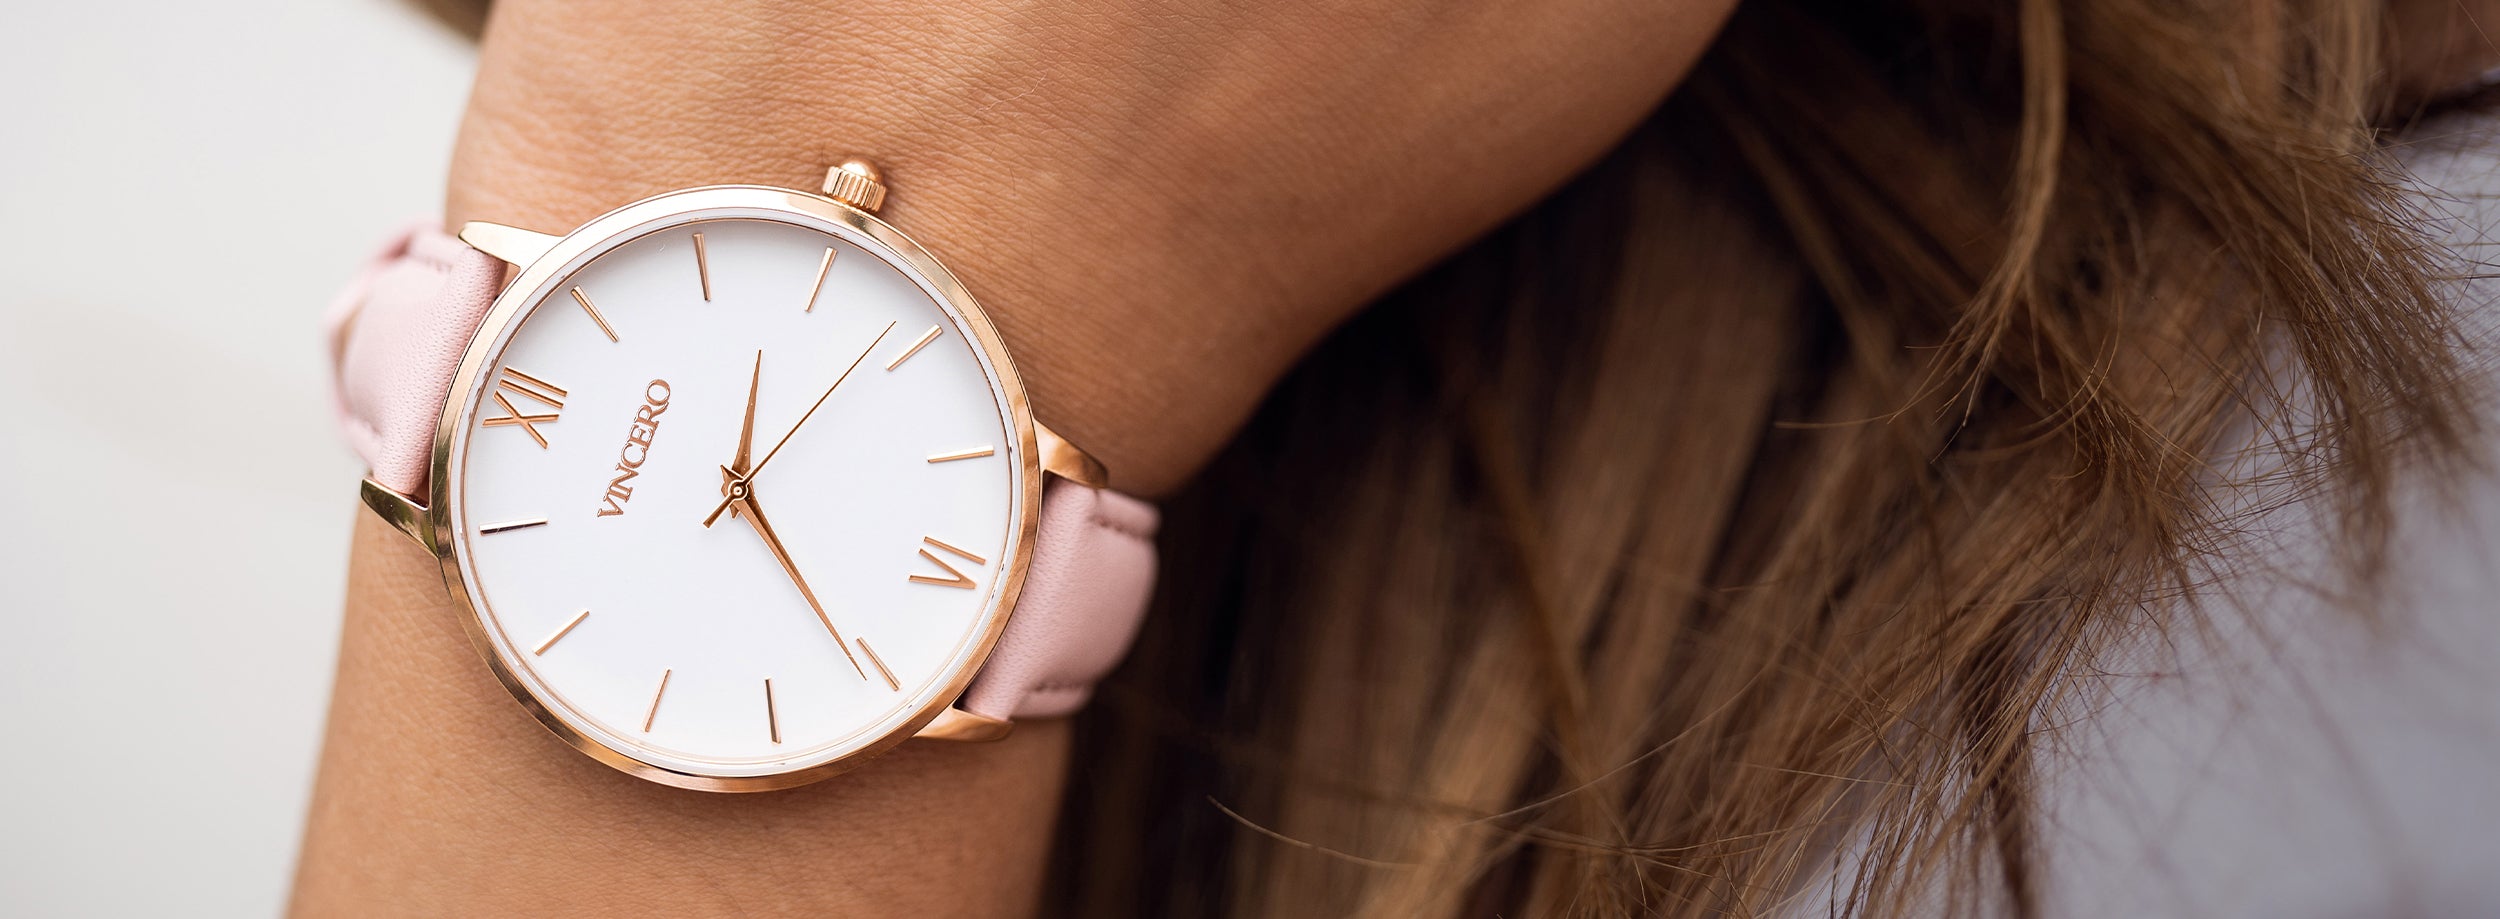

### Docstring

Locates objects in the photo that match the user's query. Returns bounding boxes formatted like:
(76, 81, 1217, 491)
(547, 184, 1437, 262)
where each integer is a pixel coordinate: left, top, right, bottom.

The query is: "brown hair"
(1053, 0, 2474, 915)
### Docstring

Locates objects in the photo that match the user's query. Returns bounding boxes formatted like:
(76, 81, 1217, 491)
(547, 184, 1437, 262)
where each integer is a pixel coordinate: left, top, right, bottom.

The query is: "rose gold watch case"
(425, 185, 1044, 792)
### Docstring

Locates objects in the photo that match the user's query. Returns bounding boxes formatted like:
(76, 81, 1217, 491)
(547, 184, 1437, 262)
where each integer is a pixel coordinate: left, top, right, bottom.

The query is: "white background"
(0, 1, 476, 914)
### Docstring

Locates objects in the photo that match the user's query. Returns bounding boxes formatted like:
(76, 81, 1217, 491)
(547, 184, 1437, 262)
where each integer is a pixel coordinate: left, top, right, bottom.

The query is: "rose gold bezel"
(426, 185, 1043, 792)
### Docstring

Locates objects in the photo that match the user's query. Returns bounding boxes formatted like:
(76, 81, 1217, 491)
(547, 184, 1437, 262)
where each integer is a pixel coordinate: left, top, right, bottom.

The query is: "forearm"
(437, 0, 1717, 497)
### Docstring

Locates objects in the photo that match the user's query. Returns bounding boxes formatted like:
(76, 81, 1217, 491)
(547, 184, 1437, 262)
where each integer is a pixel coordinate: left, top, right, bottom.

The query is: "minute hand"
(728, 487, 868, 680)
(702, 320, 895, 528)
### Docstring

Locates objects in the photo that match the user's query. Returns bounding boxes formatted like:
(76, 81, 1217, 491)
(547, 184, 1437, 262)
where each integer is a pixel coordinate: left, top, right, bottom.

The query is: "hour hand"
(704, 350, 766, 529)
(731, 350, 762, 476)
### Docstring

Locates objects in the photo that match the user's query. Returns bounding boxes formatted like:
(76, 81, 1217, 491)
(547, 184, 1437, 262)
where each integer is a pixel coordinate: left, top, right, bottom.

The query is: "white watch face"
(440, 193, 1033, 786)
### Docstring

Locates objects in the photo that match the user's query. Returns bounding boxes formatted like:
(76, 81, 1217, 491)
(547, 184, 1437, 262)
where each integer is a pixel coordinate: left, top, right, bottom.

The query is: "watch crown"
(823, 158, 888, 213)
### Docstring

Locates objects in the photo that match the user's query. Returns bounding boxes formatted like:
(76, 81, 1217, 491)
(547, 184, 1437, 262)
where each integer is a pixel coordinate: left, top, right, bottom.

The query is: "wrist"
(445, 0, 1320, 497)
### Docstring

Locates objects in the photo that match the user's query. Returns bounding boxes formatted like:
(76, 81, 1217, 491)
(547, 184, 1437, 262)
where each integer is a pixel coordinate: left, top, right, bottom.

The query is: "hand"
(719, 474, 869, 680)
(447, 0, 1739, 496)
(702, 321, 893, 528)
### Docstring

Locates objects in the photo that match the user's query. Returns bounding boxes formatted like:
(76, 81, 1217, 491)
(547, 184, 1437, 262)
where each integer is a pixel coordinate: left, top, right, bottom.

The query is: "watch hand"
(718, 350, 764, 521)
(703, 320, 895, 527)
(748, 319, 895, 477)
(732, 349, 762, 476)
(723, 472, 868, 681)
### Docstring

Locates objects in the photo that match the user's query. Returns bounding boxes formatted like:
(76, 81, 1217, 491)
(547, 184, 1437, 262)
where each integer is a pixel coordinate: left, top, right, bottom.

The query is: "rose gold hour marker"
(804, 246, 836, 312)
(482, 367, 566, 448)
(857, 639, 900, 691)
(570, 287, 619, 343)
(693, 232, 712, 301)
(765, 678, 781, 743)
(926, 446, 996, 463)
(909, 535, 986, 589)
(885, 325, 942, 370)
(923, 535, 988, 565)
(642, 668, 672, 732)
(533, 609, 589, 655)
(479, 517, 549, 535)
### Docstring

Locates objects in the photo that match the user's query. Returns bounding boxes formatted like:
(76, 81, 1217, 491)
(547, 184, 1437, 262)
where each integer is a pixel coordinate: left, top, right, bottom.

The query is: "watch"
(325, 159, 1159, 792)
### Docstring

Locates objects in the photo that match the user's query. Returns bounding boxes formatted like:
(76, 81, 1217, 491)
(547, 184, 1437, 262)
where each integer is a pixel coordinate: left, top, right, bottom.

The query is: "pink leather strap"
(325, 221, 505, 496)
(961, 483, 1160, 719)
(326, 222, 1158, 721)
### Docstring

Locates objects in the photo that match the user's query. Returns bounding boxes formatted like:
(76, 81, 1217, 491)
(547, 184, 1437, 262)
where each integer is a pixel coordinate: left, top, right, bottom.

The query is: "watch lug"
(359, 477, 435, 552)
(1035, 423, 1109, 489)
(458, 221, 561, 268)
(915, 706, 1013, 742)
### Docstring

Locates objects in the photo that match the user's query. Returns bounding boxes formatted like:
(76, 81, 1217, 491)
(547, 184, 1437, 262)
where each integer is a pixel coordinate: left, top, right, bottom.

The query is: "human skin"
(290, 0, 1738, 915)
